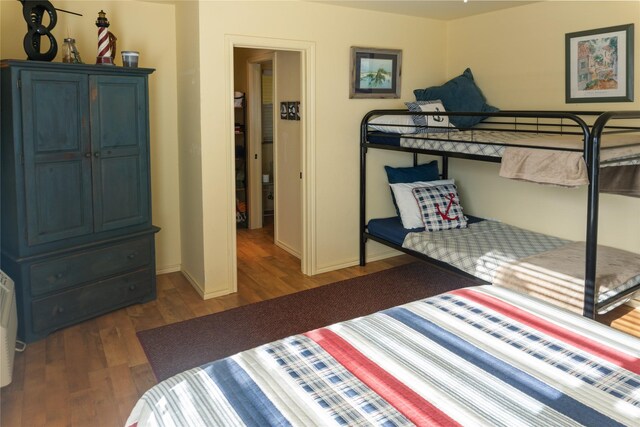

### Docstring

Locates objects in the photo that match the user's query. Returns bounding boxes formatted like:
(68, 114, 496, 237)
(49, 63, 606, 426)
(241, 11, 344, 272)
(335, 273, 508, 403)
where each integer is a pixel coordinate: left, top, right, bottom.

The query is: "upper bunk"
(361, 109, 640, 195)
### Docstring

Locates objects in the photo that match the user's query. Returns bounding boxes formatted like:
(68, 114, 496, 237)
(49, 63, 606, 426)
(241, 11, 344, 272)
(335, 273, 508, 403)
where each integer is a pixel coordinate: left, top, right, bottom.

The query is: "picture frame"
(295, 102, 300, 120)
(565, 24, 634, 103)
(350, 47, 402, 99)
(280, 102, 288, 120)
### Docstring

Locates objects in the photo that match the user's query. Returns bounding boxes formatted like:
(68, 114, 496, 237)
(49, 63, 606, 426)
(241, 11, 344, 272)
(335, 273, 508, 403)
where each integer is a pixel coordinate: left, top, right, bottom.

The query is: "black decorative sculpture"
(20, 0, 58, 61)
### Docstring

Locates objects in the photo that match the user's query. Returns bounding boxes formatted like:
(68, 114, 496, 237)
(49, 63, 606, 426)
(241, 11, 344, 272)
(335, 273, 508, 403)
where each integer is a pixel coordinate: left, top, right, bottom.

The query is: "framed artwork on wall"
(565, 24, 634, 103)
(280, 102, 288, 119)
(350, 47, 402, 99)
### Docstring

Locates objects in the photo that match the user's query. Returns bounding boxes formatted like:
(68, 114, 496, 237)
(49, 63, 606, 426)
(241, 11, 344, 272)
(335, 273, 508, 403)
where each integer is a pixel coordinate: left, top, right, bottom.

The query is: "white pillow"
(405, 100, 456, 133)
(368, 114, 418, 134)
(389, 179, 455, 229)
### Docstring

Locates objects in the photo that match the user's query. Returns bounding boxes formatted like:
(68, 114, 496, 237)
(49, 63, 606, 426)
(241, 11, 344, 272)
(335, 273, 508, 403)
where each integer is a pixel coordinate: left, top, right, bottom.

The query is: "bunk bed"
(359, 109, 640, 319)
(128, 284, 640, 426)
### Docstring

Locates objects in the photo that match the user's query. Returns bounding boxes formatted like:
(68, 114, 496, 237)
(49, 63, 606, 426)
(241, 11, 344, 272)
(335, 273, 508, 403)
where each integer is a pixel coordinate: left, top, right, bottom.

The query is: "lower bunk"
(127, 285, 640, 426)
(364, 216, 640, 316)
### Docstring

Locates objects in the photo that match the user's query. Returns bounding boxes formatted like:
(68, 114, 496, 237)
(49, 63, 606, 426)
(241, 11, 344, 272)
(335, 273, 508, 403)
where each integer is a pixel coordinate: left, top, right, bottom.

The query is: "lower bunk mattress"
(368, 218, 640, 314)
(127, 285, 640, 426)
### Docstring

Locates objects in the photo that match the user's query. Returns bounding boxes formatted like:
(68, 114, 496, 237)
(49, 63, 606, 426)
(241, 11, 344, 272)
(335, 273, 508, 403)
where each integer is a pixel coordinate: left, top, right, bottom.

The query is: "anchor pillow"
(412, 183, 468, 231)
(405, 100, 456, 133)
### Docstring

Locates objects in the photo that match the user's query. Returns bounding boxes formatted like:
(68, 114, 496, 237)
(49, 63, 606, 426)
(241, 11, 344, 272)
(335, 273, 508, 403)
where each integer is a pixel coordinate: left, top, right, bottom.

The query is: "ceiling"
(311, 0, 539, 21)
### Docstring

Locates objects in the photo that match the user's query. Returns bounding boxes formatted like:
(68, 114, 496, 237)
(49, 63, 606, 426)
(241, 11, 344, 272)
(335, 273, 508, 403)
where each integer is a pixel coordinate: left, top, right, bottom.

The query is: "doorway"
(243, 52, 275, 232)
(225, 35, 316, 294)
(233, 46, 304, 266)
(260, 67, 275, 229)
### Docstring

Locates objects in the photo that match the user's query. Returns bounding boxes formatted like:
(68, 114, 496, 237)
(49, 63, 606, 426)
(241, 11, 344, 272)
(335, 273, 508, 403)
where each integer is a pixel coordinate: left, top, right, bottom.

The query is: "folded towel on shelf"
(600, 164, 640, 197)
(499, 147, 589, 187)
(234, 91, 245, 108)
(493, 241, 640, 314)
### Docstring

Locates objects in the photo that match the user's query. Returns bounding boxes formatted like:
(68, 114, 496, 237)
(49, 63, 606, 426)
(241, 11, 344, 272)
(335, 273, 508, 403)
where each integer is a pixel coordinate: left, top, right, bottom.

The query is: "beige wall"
(193, 0, 448, 295)
(446, 1, 640, 253)
(274, 50, 302, 257)
(0, 0, 182, 272)
(175, 0, 205, 288)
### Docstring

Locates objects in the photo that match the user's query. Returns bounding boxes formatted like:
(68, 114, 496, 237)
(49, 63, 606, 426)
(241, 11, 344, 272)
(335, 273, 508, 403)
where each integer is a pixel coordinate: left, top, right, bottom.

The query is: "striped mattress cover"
(369, 130, 640, 167)
(126, 285, 640, 426)
(402, 220, 640, 314)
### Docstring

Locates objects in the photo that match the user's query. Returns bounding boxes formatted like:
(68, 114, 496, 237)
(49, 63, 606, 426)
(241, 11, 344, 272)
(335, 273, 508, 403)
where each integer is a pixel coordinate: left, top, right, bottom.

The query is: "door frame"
(246, 52, 274, 230)
(226, 35, 316, 281)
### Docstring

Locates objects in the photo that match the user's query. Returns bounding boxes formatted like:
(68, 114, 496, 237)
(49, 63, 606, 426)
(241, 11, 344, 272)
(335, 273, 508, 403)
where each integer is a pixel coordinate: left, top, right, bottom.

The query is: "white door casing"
(225, 35, 316, 287)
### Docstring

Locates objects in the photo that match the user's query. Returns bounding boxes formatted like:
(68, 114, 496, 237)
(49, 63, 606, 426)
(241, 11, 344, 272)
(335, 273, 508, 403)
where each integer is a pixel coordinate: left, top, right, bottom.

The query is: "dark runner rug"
(138, 261, 479, 381)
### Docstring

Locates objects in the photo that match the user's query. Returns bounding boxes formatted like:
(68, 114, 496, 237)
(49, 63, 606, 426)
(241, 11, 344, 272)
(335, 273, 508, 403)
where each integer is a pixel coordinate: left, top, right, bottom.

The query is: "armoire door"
(21, 71, 93, 246)
(90, 75, 150, 232)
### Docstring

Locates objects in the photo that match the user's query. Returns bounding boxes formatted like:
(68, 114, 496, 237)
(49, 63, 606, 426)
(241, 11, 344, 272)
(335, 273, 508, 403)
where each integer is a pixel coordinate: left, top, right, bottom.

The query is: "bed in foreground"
(127, 285, 640, 426)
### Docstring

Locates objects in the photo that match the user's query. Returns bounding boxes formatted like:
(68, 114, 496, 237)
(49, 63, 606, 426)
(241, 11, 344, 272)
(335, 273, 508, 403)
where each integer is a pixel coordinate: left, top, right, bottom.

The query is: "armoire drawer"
(31, 268, 153, 333)
(29, 236, 152, 296)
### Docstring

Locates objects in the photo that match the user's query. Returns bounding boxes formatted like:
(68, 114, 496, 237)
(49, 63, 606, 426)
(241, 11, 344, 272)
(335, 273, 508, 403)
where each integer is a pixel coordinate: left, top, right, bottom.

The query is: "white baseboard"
(275, 240, 301, 259)
(180, 269, 205, 298)
(156, 264, 181, 275)
(365, 249, 404, 263)
(312, 249, 402, 275)
(180, 269, 237, 300)
(202, 286, 235, 300)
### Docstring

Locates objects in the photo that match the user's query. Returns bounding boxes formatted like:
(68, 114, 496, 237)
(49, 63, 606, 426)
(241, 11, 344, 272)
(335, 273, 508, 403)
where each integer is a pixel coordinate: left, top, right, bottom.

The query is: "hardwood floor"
(0, 225, 412, 427)
(1, 224, 638, 426)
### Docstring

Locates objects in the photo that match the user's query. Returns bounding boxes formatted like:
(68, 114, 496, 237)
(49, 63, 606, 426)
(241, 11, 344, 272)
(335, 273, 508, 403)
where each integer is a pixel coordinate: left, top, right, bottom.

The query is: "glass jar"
(62, 38, 83, 64)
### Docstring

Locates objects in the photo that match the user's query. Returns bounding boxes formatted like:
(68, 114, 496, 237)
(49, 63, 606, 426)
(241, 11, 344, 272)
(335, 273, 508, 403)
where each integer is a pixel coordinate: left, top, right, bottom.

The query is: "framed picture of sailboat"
(350, 47, 402, 99)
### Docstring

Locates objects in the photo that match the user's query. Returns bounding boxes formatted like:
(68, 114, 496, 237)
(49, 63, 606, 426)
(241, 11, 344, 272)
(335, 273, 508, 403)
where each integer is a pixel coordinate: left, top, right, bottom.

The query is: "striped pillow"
(405, 100, 455, 133)
(412, 184, 468, 231)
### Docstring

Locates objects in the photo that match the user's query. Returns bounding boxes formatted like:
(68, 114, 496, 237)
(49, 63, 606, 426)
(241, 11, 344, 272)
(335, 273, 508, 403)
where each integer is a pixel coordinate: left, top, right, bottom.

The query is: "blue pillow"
(384, 161, 440, 215)
(413, 68, 499, 129)
(384, 161, 440, 184)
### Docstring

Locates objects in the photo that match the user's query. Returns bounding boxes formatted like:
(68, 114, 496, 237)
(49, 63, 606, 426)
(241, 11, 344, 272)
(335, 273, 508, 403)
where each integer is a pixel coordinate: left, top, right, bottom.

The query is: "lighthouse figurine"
(95, 10, 116, 65)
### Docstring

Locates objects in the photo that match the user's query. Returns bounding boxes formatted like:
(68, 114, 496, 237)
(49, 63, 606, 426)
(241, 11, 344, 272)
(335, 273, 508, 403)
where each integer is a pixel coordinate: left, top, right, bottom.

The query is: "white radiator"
(1, 270, 18, 387)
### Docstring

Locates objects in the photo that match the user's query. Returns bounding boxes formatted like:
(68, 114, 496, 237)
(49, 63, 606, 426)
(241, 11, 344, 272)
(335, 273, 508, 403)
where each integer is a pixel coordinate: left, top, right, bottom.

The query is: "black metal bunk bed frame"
(359, 109, 640, 319)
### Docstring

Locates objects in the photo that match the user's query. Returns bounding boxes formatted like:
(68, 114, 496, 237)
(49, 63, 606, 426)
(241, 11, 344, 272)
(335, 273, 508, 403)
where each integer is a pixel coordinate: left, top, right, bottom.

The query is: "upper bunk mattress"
(368, 130, 640, 167)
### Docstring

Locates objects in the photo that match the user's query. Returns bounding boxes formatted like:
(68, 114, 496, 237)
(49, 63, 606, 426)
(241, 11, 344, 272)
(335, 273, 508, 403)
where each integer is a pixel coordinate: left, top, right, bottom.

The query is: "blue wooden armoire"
(1, 60, 159, 342)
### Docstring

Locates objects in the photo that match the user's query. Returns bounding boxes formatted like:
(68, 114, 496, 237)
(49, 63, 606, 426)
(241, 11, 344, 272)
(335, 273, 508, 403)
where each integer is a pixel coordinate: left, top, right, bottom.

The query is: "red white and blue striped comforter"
(127, 285, 640, 426)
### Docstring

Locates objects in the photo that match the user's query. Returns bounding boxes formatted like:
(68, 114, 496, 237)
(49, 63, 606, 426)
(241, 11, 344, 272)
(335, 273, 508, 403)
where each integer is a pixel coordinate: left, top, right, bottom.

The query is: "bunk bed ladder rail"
(585, 111, 640, 318)
(359, 111, 373, 266)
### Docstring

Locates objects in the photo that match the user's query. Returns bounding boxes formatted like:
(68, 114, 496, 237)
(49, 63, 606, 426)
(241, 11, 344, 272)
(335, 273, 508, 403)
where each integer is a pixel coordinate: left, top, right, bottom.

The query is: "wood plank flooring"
(1, 224, 638, 426)
(0, 225, 412, 427)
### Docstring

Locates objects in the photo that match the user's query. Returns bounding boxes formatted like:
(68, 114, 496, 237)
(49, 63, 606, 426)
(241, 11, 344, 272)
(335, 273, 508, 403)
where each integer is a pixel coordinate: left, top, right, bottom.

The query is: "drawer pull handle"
(57, 306, 64, 314)
(55, 273, 64, 279)
(127, 253, 137, 260)
(129, 284, 136, 291)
